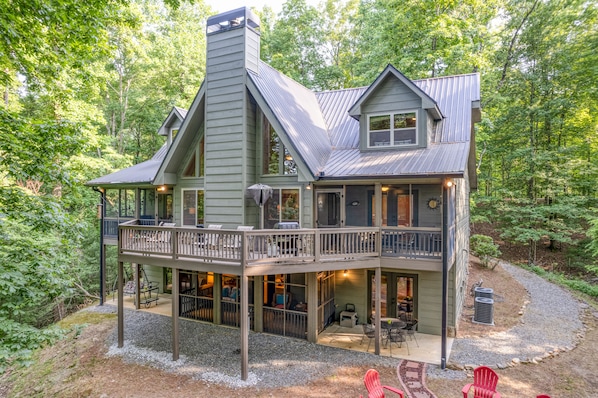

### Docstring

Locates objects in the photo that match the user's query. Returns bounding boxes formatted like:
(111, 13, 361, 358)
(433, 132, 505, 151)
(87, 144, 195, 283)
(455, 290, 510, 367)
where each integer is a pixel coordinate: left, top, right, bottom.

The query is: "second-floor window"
(182, 189, 204, 226)
(368, 111, 417, 147)
(183, 137, 205, 177)
(263, 117, 297, 176)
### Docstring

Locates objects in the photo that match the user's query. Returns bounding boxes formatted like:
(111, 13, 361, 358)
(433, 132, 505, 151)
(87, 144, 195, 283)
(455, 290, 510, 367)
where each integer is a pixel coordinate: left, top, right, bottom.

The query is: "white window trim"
(367, 110, 418, 148)
(181, 188, 204, 226)
(265, 187, 302, 227)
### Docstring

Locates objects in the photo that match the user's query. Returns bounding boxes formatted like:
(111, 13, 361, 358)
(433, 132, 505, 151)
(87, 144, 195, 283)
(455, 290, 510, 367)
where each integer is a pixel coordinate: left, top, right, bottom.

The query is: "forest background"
(0, 0, 597, 370)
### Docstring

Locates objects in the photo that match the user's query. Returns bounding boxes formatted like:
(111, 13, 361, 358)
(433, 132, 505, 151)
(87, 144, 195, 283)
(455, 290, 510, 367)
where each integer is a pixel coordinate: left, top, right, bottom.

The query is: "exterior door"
(316, 190, 342, 228)
(369, 271, 417, 320)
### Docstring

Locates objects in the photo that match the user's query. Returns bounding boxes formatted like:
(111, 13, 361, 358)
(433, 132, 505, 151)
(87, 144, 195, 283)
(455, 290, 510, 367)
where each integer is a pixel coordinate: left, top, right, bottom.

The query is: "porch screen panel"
(139, 189, 155, 224)
(105, 190, 119, 217)
(345, 185, 374, 227)
(120, 189, 135, 218)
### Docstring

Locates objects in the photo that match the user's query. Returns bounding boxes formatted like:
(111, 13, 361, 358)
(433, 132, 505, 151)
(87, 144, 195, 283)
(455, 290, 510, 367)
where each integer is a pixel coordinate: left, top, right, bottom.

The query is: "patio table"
(380, 317, 406, 346)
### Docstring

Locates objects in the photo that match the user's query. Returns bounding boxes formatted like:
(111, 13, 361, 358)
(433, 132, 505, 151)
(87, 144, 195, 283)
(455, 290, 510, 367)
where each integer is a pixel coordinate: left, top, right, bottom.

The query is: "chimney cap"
(207, 7, 260, 35)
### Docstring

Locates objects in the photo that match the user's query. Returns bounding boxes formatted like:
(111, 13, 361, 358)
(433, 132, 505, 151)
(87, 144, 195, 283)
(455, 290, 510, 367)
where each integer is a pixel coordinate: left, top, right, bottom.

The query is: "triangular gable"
(348, 64, 443, 121)
(153, 83, 206, 185)
(247, 62, 331, 179)
(157, 107, 188, 136)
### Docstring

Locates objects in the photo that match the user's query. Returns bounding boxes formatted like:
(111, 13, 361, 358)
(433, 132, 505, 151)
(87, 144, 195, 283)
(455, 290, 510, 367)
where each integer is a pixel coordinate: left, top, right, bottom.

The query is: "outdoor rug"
(396, 360, 438, 398)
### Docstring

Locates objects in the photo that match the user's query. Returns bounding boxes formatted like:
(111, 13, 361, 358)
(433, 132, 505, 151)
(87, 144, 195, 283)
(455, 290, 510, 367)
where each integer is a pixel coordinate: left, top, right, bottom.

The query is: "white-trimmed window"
(368, 111, 417, 147)
(264, 188, 300, 229)
(263, 116, 297, 176)
(183, 137, 205, 178)
(182, 189, 204, 226)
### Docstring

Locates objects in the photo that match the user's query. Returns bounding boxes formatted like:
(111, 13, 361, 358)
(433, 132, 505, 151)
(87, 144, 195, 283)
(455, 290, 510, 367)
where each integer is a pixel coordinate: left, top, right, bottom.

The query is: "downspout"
(441, 180, 449, 369)
(92, 187, 106, 306)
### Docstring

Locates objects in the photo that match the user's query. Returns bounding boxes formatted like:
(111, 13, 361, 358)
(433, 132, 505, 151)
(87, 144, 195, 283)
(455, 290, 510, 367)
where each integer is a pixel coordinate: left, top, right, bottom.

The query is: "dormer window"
(368, 111, 417, 147)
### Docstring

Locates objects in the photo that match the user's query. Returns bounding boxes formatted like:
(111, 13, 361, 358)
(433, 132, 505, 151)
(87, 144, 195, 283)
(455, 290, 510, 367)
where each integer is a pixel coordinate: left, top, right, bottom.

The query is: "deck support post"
(306, 272, 318, 342)
(441, 181, 449, 369)
(134, 263, 140, 310)
(172, 267, 180, 361)
(240, 273, 249, 381)
(118, 261, 124, 348)
(374, 266, 381, 355)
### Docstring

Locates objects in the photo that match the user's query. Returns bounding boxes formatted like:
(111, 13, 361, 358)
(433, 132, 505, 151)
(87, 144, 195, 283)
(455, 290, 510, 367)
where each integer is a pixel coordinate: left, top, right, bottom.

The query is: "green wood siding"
(334, 269, 368, 323)
(359, 76, 426, 150)
(362, 76, 421, 113)
(205, 27, 250, 227)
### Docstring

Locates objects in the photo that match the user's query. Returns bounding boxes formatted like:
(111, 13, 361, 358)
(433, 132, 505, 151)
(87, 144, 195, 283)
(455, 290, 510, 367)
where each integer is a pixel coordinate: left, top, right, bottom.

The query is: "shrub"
(471, 234, 501, 269)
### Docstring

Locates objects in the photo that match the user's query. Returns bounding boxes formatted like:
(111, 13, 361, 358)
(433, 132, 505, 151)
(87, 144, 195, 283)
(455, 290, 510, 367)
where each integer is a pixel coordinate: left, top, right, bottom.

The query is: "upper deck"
(117, 221, 444, 275)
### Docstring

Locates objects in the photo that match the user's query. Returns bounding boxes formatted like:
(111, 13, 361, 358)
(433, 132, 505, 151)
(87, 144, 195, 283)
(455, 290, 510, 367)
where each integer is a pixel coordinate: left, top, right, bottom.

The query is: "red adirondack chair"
(361, 368, 404, 398)
(462, 366, 501, 398)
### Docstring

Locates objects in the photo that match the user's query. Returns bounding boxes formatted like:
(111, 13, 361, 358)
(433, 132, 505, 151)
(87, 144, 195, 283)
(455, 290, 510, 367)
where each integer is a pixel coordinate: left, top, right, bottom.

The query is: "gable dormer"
(158, 107, 187, 146)
(348, 65, 442, 151)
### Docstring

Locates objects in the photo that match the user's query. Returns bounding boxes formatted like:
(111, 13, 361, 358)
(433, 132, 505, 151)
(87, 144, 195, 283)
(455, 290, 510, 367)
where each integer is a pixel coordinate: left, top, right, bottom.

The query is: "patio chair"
(404, 319, 419, 347)
(200, 224, 222, 251)
(222, 225, 254, 255)
(362, 368, 404, 398)
(387, 328, 409, 356)
(462, 366, 501, 398)
(360, 323, 376, 352)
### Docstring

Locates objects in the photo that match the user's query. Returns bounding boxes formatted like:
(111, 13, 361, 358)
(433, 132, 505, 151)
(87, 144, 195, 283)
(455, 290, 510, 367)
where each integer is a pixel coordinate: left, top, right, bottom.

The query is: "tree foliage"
(1, 0, 597, 369)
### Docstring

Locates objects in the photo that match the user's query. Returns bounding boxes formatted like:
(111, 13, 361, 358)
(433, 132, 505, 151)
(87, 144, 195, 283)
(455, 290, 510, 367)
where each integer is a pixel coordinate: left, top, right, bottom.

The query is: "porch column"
(441, 181, 449, 369)
(254, 276, 263, 333)
(172, 267, 180, 361)
(240, 274, 249, 381)
(118, 261, 124, 348)
(134, 263, 140, 310)
(306, 272, 317, 342)
(374, 267, 381, 355)
(214, 274, 222, 324)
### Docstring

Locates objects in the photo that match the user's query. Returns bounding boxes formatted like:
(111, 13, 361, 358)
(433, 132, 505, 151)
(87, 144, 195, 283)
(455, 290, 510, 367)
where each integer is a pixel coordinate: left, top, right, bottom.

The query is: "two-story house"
(87, 7, 480, 380)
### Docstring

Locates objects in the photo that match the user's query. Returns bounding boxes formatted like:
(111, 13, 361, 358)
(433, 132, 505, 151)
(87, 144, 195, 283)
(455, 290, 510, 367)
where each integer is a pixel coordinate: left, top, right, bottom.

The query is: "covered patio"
(107, 293, 451, 365)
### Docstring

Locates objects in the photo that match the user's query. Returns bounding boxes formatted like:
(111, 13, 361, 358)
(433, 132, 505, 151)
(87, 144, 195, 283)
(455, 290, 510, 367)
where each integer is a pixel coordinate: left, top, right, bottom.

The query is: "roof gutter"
(92, 187, 106, 306)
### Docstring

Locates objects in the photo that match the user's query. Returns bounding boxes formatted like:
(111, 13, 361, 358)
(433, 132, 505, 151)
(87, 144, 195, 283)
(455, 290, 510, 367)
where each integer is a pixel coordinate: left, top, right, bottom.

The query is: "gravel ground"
(89, 260, 585, 388)
(427, 260, 585, 380)
(91, 306, 399, 389)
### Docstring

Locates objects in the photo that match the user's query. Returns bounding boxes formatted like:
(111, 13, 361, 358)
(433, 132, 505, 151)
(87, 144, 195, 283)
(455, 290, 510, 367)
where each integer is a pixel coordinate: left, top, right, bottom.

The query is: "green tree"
(476, 0, 598, 263)
(353, 0, 499, 83)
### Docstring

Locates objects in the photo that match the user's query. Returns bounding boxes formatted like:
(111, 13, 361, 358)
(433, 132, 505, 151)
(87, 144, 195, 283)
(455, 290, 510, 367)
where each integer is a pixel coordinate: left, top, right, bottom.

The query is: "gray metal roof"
(89, 66, 479, 186)
(86, 146, 166, 186)
(248, 62, 331, 177)
(87, 105, 186, 187)
(415, 73, 480, 143)
(314, 73, 480, 178)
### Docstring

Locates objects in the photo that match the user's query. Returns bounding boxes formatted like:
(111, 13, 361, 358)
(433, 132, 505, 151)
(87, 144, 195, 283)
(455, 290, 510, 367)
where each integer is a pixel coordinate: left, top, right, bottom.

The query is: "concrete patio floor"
(107, 293, 451, 365)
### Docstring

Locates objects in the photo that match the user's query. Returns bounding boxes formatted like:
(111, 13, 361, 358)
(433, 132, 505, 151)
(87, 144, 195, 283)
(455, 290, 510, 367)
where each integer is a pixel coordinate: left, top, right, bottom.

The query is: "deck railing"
(119, 224, 442, 265)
